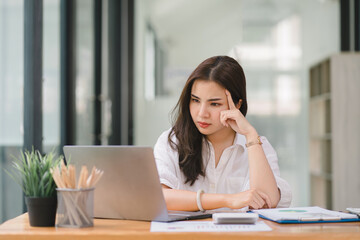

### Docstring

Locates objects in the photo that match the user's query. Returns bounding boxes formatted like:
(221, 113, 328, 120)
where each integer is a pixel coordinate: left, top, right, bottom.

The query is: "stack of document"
(252, 206, 360, 223)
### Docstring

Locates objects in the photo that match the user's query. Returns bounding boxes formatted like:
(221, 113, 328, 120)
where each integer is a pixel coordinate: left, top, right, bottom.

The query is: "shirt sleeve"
(153, 129, 180, 189)
(261, 136, 292, 208)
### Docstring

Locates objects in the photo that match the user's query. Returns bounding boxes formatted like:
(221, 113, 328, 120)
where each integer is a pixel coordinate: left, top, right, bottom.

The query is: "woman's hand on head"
(220, 90, 255, 136)
(226, 189, 272, 210)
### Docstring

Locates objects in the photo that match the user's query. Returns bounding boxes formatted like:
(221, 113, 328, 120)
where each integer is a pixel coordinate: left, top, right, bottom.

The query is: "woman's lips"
(198, 122, 211, 128)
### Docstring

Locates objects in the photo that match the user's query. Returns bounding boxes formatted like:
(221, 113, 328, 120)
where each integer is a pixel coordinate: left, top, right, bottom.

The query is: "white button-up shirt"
(154, 129, 292, 208)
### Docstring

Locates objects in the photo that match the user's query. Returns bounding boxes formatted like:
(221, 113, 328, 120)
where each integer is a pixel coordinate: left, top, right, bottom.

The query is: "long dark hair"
(168, 56, 247, 186)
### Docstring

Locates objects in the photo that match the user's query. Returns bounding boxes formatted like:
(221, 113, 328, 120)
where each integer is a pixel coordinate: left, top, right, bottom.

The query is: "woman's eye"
(191, 98, 200, 103)
(211, 103, 221, 106)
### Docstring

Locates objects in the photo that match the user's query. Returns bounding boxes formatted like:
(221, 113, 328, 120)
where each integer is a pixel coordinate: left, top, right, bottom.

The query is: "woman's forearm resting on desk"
(162, 184, 273, 211)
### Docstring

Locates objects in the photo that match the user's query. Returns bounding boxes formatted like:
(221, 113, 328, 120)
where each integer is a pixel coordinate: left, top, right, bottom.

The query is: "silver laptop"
(63, 145, 212, 222)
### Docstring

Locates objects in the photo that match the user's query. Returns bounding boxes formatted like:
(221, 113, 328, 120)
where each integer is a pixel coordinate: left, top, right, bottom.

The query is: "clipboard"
(251, 206, 360, 224)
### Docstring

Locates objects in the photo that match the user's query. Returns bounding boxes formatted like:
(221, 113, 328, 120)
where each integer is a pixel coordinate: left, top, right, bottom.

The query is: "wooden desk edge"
(1, 213, 360, 240)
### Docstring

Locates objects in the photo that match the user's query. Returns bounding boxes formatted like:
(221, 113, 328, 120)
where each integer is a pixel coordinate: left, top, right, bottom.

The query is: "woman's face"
(189, 79, 231, 138)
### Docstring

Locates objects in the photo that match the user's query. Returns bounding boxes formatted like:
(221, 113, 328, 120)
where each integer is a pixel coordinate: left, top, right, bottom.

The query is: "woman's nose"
(198, 104, 209, 118)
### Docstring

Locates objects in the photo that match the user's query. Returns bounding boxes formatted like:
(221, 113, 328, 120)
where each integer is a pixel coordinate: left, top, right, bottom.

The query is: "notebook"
(63, 145, 212, 222)
(252, 206, 360, 224)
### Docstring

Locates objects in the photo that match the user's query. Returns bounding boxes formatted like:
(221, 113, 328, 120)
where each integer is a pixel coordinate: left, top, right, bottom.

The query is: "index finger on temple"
(225, 90, 236, 109)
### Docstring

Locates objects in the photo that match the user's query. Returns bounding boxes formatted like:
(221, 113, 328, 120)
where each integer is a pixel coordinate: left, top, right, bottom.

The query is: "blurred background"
(0, 0, 353, 223)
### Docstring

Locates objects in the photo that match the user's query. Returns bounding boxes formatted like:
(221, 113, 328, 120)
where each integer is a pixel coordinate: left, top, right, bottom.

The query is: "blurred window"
(0, 0, 24, 223)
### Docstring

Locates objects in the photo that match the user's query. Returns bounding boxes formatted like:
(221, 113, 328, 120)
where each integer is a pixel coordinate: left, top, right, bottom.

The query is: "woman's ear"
(236, 99, 242, 109)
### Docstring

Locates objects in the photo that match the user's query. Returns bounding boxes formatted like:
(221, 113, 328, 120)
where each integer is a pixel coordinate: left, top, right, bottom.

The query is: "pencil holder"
(56, 188, 94, 228)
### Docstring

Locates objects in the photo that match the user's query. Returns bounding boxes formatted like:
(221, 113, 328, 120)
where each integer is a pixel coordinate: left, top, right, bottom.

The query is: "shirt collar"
(203, 132, 246, 149)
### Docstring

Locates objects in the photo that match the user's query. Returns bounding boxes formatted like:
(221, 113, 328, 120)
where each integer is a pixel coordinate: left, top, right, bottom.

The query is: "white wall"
(301, 0, 339, 67)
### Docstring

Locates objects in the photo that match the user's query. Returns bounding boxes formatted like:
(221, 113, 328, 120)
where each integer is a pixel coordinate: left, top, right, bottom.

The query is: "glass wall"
(75, 0, 95, 145)
(43, 0, 61, 153)
(0, 0, 24, 223)
(134, 0, 340, 207)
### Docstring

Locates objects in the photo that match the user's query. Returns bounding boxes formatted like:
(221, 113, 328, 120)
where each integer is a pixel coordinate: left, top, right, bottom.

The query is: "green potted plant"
(6, 148, 63, 227)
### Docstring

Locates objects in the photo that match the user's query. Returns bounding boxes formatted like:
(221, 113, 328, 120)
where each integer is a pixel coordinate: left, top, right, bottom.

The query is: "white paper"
(150, 221, 272, 232)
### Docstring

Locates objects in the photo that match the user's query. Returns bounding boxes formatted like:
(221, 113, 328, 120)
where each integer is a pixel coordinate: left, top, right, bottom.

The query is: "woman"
(154, 56, 291, 211)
